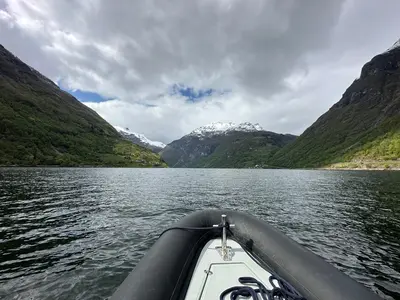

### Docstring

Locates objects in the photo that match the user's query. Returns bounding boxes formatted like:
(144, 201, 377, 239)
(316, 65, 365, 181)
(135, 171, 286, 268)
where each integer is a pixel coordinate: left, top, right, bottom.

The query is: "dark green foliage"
(161, 131, 296, 168)
(0, 44, 166, 167)
(269, 47, 400, 168)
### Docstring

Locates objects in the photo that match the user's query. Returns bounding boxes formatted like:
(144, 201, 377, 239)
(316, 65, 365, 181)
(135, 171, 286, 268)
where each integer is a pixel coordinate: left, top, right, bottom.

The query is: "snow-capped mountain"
(114, 126, 166, 153)
(161, 122, 296, 168)
(189, 122, 264, 137)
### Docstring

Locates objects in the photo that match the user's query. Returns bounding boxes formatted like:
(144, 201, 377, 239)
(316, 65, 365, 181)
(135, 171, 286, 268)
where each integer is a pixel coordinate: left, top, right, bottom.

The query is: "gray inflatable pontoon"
(111, 210, 380, 300)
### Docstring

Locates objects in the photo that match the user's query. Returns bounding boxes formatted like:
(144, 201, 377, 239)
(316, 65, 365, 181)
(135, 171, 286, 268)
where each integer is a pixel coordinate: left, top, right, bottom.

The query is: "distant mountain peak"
(114, 126, 166, 151)
(189, 122, 264, 137)
(386, 39, 400, 52)
(161, 123, 295, 168)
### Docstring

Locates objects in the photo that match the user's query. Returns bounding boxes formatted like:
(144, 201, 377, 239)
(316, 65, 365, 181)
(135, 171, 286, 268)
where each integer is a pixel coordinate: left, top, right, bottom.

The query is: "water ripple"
(0, 168, 399, 300)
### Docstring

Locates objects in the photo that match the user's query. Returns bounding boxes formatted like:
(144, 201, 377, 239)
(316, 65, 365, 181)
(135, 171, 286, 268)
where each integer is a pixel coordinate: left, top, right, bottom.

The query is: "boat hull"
(110, 210, 380, 300)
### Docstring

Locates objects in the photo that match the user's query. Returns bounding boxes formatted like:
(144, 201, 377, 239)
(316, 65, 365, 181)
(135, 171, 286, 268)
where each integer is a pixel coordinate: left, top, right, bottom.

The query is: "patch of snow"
(114, 126, 166, 148)
(386, 39, 400, 52)
(189, 122, 264, 137)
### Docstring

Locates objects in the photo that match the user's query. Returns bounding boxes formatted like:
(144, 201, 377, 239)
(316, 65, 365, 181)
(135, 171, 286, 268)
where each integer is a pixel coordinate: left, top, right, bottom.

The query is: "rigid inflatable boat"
(111, 210, 380, 300)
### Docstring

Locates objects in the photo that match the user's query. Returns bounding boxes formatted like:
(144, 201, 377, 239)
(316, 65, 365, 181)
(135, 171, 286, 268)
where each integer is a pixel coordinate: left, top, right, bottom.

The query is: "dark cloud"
(0, 0, 399, 142)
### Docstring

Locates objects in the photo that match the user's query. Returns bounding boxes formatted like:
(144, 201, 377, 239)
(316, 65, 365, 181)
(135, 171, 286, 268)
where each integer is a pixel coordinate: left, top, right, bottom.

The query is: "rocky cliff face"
(271, 43, 400, 168)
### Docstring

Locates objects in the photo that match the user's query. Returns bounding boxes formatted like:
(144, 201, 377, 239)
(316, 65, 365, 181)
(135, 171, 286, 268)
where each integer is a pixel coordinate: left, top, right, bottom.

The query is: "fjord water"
(0, 168, 399, 300)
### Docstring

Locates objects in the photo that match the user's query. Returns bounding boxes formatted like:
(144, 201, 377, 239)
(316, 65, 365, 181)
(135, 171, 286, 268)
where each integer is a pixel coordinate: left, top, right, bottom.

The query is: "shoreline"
(322, 161, 400, 171)
(0, 165, 167, 168)
(1, 165, 399, 171)
(319, 167, 400, 171)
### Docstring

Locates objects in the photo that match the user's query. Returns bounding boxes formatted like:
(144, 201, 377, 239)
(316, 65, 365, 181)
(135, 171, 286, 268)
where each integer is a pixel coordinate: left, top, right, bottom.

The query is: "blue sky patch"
(58, 80, 229, 104)
(171, 84, 222, 102)
(58, 81, 113, 103)
(67, 89, 113, 103)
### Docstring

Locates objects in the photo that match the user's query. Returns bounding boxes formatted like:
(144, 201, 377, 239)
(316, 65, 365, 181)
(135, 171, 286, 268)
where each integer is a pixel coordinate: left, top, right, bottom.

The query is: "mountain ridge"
(269, 44, 400, 169)
(115, 126, 166, 153)
(161, 124, 296, 168)
(189, 122, 264, 137)
(0, 44, 166, 167)
(386, 38, 400, 53)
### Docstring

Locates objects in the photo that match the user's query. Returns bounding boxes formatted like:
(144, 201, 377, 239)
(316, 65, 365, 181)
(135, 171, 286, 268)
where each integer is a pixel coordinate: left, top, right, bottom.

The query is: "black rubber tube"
(110, 210, 381, 300)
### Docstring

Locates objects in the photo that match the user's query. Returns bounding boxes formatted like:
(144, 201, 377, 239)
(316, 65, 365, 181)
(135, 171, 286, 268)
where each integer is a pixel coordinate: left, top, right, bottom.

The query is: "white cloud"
(0, 0, 399, 143)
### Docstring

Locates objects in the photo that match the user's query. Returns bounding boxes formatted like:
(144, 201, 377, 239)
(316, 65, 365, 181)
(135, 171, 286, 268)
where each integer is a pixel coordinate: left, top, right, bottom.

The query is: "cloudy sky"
(0, 0, 399, 143)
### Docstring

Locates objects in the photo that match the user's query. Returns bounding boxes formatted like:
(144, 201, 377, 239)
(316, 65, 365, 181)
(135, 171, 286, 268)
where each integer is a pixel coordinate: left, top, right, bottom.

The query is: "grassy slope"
(328, 125, 400, 169)
(0, 45, 166, 167)
(270, 48, 400, 169)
